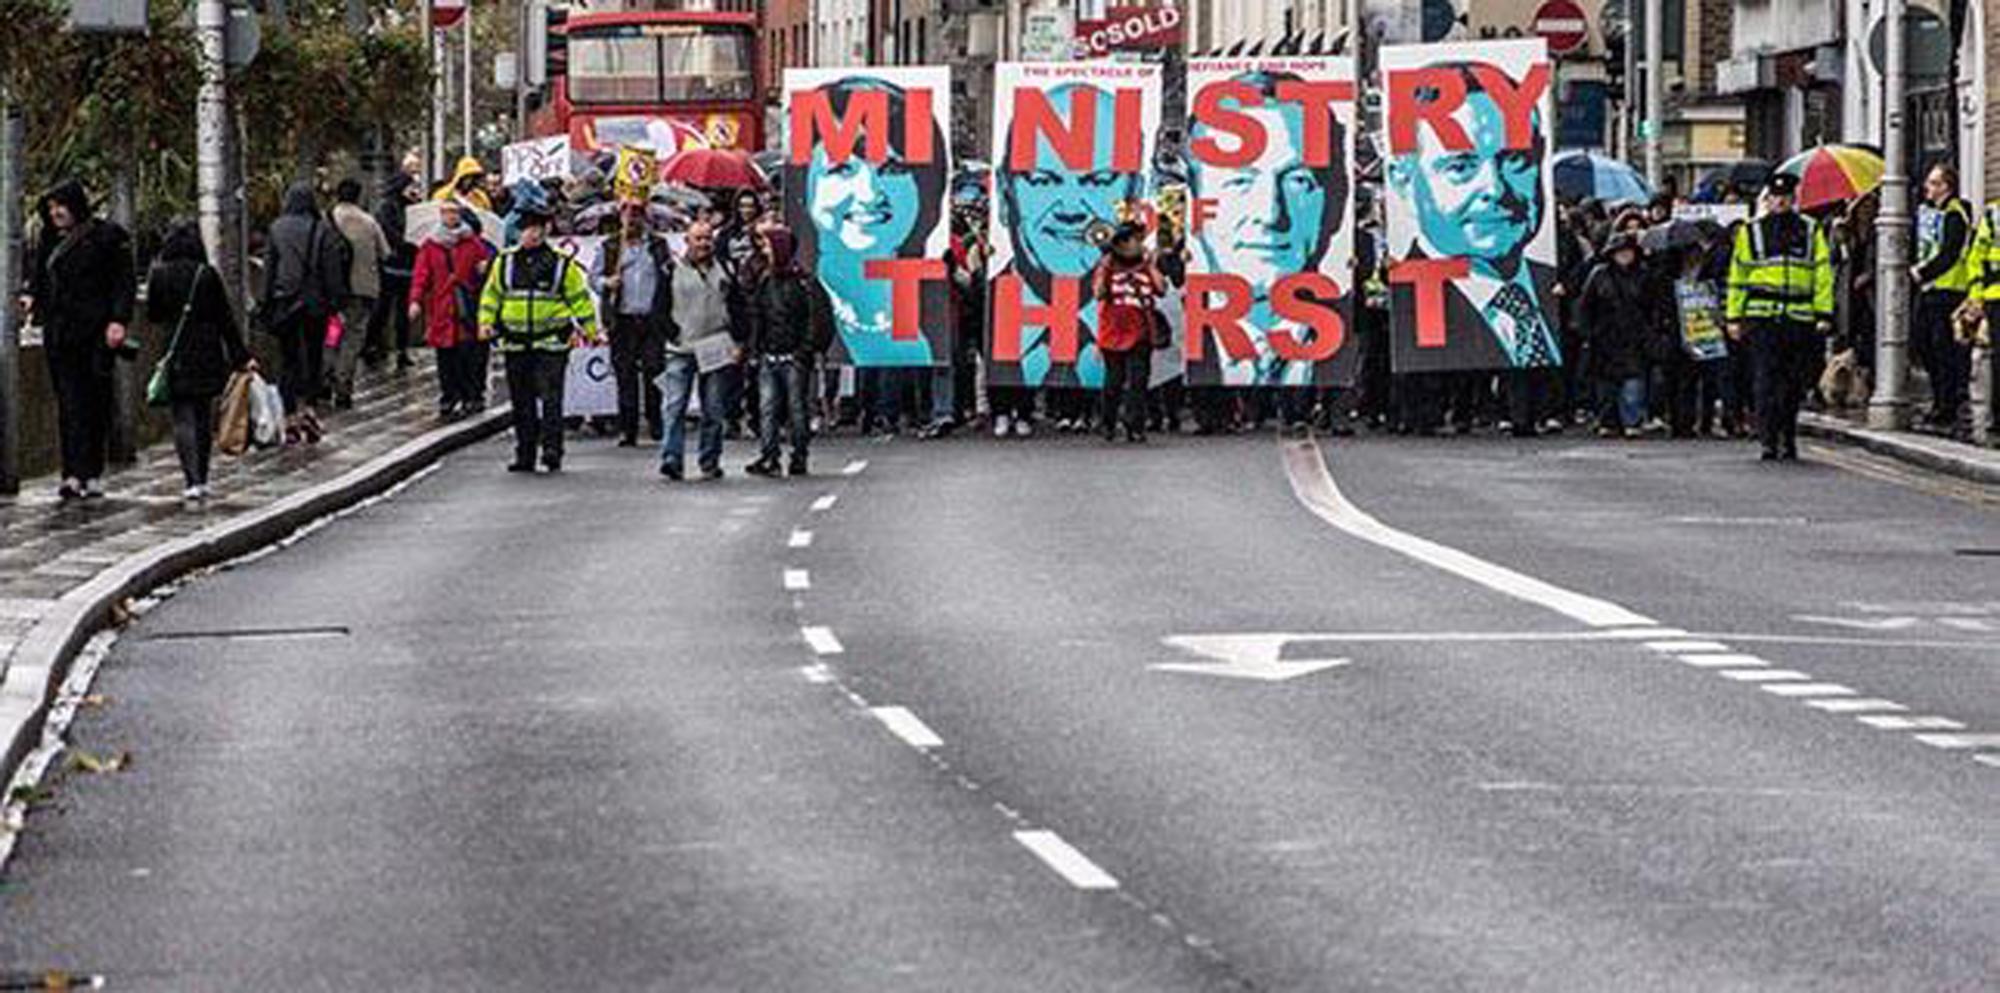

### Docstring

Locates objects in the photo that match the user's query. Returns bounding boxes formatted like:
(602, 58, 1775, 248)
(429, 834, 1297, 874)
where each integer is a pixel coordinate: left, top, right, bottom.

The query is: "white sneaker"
(1013, 418, 1034, 438)
(82, 479, 106, 499)
(992, 413, 1011, 438)
(182, 485, 204, 503)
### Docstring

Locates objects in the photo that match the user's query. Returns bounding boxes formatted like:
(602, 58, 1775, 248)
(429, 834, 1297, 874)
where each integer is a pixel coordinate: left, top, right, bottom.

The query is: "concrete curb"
(1798, 413, 2000, 487)
(0, 406, 510, 787)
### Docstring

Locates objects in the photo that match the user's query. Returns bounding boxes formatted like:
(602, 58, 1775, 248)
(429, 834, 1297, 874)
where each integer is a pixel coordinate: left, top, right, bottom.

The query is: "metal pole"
(197, 0, 229, 276)
(1621, 5, 1637, 162)
(431, 26, 447, 185)
(0, 97, 21, 495)
(461, 13, 473, 158)
(1868, 0, 1911, 429)
(514, 0, 528, 141)
(1642, 0, 1662, 189)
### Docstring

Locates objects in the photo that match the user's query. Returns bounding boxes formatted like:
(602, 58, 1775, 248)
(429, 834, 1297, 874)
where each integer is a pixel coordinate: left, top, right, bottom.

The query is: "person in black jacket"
(1577, 233, 1664, 438)
(260, 182, 350, 443)
(146, 222, 253, 502)
(593, 200, 674, 446)
(744, 224, 833, 478)
(367, 171, 422, 370)
(21, 179, 135, 500)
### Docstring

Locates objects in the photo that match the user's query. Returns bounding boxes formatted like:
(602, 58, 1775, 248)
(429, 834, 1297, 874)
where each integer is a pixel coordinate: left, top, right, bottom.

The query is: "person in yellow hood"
(433, 156, 494, 212)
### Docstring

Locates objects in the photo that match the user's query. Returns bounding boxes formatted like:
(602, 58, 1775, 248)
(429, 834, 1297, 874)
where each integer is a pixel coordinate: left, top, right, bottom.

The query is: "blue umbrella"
(1552, 151, 1653, 205)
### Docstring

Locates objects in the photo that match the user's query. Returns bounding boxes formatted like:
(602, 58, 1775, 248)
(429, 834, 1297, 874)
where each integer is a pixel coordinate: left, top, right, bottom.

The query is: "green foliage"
(5, 0, 431, 235)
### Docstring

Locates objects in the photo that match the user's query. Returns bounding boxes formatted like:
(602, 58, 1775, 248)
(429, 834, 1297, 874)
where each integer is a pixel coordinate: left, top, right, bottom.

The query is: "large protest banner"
(1183, 56, 1358, 387)
(783, 67, 952, 368)
(1379, 39, 1560, 374)
(988, 61, 1162, 389)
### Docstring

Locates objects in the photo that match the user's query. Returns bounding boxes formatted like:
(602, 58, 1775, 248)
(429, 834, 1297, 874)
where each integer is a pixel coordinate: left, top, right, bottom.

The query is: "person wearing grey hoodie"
(261, 182, 350, 442)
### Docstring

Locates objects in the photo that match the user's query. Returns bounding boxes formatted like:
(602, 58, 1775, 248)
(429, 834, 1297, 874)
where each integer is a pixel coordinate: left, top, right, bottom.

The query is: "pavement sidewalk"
(0, 354, 505, 785)
(1800, 409, 2000, 486)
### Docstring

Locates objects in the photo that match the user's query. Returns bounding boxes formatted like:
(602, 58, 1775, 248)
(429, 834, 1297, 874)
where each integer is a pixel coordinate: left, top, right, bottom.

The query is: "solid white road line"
(1645, 640, 1730, 653)
(801, 626, 844, 655)
(811, 494, 839, 512)
(788, 529, 814, 548)
(1013, 830, 1119, 890)
(842, 460, 869, 476)
(1805, 698, 1909, 713)
(869, 706, 945, 749)
(1281, 442, 1655, 629)
(1911, 733, 2000, 750)
(1856, 715, 1966, 731)
(1602, 627, 1689, 639)
(784, 569, 811, 591)
(1719, 669, 1811, 682)
(799, 664, 835, 684)
(1973, 754, 2000, 769)
(1760, 683, 1857, 697)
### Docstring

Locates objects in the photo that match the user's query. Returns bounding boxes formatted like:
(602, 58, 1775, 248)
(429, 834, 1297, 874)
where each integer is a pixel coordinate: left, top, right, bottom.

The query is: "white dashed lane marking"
(1806, 698, 1909, 713)
(810, 494, 838, 512)
(1677, 654, 1770, 668)
(801, 626, 843, 656)
(788, 529, 814, 548)
(1760, 683, 1857, 697)
(869, 706, 945, 749)
(1646, 640, 1731, 653)
(1719, 669, 1811, 682)
(842, 460, 868, 476)
(1912, 733, 2000, 750)
(784, 569, 811, 591)
(1858, 715, 1967, 731)
(1014, 830, 1120, 890)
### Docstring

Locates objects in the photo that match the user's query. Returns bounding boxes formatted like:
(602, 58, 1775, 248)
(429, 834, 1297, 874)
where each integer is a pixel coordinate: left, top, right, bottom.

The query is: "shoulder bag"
(147, 266, 203, 407)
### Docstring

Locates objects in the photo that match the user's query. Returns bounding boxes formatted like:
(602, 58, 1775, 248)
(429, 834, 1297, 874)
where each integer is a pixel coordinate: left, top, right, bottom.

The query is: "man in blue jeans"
(744, 225, 835, 477)
(657, 221, 746, 481)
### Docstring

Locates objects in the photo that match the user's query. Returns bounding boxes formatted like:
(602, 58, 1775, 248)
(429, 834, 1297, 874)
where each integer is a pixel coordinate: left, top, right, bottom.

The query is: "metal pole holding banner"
(1869, 0, 1911, 429)
(0, 97, 21, 495)
(461, 12, 473, 159)
(1642, 0, 1662, 189)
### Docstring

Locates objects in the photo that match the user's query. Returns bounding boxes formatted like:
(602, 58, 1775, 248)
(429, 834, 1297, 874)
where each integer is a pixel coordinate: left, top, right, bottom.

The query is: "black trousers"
(368, 276, 413, 358)
(1505, 367, 1559, 433)
(1099, 346, 1151, 434)
(1989, 302, 2000, 432)
(436, 341, 489, 409)
(170, 397, 214, 487)
(1913, 289, 1970, 418)
(608, 314, 664, 441)
(45, 342, 112, 482)
(275, 310, 325, 414)
(1750, 319, 1818, 455)
(504, 350, 568, 465)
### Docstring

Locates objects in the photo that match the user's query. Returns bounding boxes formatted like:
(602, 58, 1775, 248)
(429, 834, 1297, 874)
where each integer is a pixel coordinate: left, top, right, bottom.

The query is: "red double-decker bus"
(532, 1, 763, 156)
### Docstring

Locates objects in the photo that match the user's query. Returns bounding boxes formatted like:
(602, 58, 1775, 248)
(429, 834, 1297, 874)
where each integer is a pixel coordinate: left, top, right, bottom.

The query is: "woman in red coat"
(407, 199, 494, 419)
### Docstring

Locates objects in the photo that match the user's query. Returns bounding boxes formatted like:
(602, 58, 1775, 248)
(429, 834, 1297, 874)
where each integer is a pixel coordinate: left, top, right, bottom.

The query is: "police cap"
(1764, 172, 1800, 197)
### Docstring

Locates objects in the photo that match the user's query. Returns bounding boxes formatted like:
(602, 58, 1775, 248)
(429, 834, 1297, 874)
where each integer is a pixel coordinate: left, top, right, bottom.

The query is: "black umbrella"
(1694, 160, 1773, 201)
(1639, 217, 1724, 255)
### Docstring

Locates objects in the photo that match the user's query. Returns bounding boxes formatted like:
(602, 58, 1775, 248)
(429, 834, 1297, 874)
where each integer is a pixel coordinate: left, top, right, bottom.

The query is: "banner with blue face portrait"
(1380, 39, 1561, 374)
(1184, 56, 1359, 388)
(783, 67, 953, 368)
(988, 61, 1163, 389)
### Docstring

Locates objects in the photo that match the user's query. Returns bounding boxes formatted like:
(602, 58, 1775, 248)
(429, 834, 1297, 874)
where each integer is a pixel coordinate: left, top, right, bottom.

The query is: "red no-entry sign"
(1533, 0, 1588, 55)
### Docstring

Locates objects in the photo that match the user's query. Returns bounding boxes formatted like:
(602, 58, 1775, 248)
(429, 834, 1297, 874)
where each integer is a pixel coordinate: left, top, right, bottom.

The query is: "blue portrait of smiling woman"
(787, 76, 949, 367)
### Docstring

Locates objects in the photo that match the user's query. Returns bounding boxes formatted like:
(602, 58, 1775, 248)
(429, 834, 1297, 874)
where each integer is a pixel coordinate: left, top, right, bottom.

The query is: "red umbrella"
(660, 148, 766, 191)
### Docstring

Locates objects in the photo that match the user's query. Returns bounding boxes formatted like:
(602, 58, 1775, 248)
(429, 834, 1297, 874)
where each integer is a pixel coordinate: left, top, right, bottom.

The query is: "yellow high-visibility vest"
(1726, 212, 1833, 323)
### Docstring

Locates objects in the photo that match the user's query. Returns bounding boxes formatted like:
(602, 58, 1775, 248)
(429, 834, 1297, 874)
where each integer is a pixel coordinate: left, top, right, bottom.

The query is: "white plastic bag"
(247, 373, 284, 448)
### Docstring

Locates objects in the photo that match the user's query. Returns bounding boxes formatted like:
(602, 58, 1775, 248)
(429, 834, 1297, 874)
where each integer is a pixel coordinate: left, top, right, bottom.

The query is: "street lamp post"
(1869, 0, 1912, 429)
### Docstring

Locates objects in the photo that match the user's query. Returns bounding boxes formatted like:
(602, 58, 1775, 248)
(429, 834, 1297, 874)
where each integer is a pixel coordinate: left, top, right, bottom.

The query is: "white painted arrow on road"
(1151, 634, 1349, 682)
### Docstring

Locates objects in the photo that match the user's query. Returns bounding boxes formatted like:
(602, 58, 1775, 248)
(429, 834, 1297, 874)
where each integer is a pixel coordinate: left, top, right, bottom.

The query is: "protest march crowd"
(17, 41, 2000, 502)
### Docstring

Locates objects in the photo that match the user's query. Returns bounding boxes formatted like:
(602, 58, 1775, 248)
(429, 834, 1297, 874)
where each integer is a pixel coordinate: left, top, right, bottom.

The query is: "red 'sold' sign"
(1072, 6, 1184, 59)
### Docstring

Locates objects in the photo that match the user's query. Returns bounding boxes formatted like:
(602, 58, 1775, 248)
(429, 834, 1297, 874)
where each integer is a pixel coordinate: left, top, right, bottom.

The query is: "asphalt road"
(1, 428, 1994, 991)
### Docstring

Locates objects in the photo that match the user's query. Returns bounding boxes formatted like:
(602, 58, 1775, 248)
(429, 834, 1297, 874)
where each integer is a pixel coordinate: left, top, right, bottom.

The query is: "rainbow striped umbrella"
(1774, 145, 1884, 210)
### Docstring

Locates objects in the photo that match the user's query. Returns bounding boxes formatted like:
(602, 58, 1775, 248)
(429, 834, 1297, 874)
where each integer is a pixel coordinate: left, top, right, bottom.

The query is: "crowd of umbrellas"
(1554, 144, 1886, 212)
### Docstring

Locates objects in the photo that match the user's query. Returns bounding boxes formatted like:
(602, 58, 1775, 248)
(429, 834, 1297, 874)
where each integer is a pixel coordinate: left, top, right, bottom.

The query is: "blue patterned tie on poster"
(1183, 56, 1359, 389)
(782, 67, 953, 369)
(987, 61, 1162, 390)
(1379, 39, 1562, 375)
